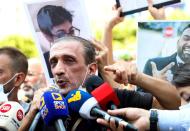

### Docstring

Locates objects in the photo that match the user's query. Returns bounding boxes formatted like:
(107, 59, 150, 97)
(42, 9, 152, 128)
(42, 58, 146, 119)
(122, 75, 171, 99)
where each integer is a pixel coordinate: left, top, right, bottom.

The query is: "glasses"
(50, 26, 80, 47)
(52, 26, 80, 40)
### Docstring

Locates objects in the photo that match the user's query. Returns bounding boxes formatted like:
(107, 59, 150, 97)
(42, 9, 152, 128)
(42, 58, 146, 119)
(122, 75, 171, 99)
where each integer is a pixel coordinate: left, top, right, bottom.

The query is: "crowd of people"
(0, 0, 189, 131)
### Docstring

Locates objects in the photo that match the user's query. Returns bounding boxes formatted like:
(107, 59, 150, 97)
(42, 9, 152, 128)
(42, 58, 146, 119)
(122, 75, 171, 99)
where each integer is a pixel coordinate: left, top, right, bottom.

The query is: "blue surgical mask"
(0, 74, 18, 102)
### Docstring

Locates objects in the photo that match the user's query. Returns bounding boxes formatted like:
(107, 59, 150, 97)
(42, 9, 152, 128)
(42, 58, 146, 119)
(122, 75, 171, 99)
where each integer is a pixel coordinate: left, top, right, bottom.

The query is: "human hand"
(91, 39, 109, 71)
(151, 61, 175, 80)
(108, 6, 124, 29)
(147, 0, 166, 20)
(97, 108, 150, 131)
(30, 88, 48, 111)
(104, 61, 138, 85)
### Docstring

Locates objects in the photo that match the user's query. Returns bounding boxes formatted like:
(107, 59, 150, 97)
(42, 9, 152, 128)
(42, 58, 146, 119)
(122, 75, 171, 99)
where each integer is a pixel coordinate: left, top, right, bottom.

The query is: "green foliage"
(93, 18, 136, 61)
(168, 9, 190, 20)
(119, 53, 133, 61)
(0, 35, 39, 58)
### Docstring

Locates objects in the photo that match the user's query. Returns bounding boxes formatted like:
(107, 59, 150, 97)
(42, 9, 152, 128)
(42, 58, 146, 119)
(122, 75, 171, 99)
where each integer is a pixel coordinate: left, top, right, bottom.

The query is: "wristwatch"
(149, 109, 158, 131)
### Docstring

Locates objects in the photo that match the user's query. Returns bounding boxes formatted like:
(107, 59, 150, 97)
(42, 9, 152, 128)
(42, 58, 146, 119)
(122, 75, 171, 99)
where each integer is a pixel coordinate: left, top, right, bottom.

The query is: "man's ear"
(14, 73, 26, 87)
(88, 63, 97, 75)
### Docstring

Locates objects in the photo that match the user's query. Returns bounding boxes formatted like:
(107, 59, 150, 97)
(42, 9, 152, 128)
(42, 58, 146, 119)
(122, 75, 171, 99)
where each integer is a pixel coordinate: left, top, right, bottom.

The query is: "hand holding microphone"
(0, 101, 24, 131)
(66, 89, 137, 131)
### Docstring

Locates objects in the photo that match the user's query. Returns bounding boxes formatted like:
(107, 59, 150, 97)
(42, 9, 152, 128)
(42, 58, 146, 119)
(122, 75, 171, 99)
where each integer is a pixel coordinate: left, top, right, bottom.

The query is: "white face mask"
(0, 74, 18, 102)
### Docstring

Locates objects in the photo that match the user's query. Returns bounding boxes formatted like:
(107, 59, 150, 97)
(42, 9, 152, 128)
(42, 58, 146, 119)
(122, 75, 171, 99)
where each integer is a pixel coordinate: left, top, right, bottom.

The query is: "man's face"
(51, 21, 74, 40)
(177, 28, 190, 62)
(22, 62, 42, 91)
(177, 86, 190, 105)
(49, 40, 89, 93)
(0, 54, 15, 93)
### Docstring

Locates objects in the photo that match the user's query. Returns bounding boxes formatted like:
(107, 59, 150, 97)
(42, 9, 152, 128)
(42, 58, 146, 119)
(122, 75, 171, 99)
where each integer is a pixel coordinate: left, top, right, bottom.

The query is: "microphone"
(39, 90, 69, 131)
(66, 89, 137, 131)
(29, 84, 61, 131)
(84, 75, 120, 110)
(0, 101, 24, 131)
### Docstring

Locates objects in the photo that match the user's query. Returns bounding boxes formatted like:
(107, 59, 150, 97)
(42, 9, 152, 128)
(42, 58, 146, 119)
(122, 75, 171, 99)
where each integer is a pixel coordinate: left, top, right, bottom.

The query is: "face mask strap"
(3, 73, 18, 96)
(3, 73, 18, 87)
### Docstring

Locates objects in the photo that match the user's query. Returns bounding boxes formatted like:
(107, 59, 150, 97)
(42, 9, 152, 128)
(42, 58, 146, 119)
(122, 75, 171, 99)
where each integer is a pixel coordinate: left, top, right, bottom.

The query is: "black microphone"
(66, 89, 137, 131)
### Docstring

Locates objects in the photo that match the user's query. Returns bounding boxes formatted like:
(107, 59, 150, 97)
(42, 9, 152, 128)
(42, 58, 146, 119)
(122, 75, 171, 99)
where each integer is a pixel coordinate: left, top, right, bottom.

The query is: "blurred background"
(0, 0, 189, 61)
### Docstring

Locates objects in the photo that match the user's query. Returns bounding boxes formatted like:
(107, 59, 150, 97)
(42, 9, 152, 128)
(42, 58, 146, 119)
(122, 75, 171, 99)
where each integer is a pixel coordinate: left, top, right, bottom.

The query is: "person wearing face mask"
(19, 36, 180, 131)
(0, 47, 29, 113)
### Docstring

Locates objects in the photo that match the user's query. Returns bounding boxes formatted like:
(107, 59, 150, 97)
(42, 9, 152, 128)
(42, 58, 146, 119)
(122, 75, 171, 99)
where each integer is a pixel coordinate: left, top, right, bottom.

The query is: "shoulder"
(148, 53, 177, 63)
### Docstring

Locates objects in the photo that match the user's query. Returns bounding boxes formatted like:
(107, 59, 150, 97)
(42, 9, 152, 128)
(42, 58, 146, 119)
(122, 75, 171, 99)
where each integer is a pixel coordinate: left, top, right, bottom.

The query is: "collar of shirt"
(176, 55, 184, 66)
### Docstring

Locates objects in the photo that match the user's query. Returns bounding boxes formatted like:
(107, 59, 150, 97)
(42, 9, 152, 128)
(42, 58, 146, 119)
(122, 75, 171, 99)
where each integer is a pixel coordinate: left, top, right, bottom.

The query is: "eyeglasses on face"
(52, 26, 80, 39)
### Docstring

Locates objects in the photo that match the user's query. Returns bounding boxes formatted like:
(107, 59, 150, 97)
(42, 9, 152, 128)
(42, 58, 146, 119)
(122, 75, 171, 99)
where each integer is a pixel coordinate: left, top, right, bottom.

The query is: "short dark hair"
(0, 47, 28, 75)
(37, 5, 73, 37)
(53, 36, 96, 65)
(178, 24, 190, 36)
(172, 63, 190, 87)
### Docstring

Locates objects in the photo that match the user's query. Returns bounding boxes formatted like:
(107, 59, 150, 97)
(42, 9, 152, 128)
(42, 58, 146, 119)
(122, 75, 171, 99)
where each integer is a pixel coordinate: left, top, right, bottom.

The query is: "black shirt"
(115, 88, 153, 110)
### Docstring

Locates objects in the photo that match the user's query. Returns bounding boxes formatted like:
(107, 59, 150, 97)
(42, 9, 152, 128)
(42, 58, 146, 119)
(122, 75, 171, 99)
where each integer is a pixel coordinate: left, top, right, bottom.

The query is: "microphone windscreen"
(39, 90, 69, 125)
(84, 75, 104, 93)
(66, 89, 99, 119)
(0, 101, 24, 131)
(91, 82, 120, 110)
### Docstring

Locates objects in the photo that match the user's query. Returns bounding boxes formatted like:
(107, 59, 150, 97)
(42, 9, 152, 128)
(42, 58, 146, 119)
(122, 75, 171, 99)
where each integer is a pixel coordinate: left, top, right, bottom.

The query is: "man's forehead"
(50, 40, 84, 57)
(182, 28, 190, 35)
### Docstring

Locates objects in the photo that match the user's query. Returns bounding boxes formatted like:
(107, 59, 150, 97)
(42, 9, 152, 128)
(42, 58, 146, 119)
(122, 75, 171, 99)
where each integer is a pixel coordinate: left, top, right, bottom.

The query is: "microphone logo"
(16, 109, 24, 121)
(40, 97, 45, 110)
(68, 91, 81, 103)
(51, 93, 63, 101)
(0, 104, 11, 113)
(40, 97, 49, 119)
(51, 92, 67, 110)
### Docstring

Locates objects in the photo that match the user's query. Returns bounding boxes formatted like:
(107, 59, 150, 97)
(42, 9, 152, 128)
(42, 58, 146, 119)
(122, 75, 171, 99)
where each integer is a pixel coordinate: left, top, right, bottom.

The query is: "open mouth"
(183, 46, 190, 55)
(56, 79, 69, 88)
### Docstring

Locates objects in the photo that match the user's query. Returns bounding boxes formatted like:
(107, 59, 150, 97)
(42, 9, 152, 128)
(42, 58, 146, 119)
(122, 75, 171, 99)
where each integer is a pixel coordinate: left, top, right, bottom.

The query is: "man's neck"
(8, 92, 19, 103)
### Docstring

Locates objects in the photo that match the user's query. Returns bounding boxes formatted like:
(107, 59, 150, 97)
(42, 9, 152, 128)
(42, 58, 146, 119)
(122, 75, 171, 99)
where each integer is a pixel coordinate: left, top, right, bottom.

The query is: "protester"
(172, 63, 190, 105)
(19, 36, 180, 131)
(18, 57, 47, 103)
(0, 47, 29, 112)
(97, 106, 190, 131)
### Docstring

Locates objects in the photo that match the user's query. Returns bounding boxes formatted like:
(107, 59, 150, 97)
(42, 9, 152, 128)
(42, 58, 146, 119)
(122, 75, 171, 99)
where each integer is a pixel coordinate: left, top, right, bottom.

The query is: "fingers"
(96, 118, 109, 127)
(147, 0, 153, 8)
(107, 108, 127, 117)
(91, 39, 105, 51)
(160, 62, 175, 74)
(150, 61, 158, 75)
